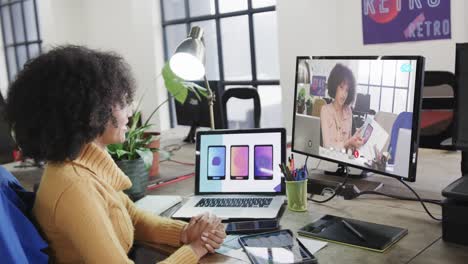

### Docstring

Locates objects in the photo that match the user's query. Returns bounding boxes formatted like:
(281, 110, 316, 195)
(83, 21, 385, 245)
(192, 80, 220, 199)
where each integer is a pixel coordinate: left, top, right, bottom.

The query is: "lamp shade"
(169, 26, 206, 80)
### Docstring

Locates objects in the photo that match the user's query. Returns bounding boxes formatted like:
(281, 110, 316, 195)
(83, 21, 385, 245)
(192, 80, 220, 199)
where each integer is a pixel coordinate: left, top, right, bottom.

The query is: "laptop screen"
(196, 129, 285, 194)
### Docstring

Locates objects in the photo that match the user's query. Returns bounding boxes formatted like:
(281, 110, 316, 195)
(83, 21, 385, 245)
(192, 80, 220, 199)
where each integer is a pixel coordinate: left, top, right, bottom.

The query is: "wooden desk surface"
(150, 127, 468, 264)
(4, 126, 467, 263)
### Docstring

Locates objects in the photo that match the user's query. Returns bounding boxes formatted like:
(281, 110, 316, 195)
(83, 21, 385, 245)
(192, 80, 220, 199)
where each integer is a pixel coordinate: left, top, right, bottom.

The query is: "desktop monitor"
(455, 43, 468, 175)
(292, 56, 425, 182)
(455, 43, 468, 150)
(175, 80, 224, 142)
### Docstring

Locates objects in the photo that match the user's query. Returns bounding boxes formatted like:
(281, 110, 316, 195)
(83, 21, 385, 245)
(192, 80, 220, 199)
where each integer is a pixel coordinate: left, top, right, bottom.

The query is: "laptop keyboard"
(195, 198, 273, 208)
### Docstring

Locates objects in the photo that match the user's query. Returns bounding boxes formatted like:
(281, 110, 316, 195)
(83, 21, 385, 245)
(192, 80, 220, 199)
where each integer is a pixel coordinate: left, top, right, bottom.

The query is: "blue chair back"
(388, 112, 413, 164)
(0, 166, 48, 263)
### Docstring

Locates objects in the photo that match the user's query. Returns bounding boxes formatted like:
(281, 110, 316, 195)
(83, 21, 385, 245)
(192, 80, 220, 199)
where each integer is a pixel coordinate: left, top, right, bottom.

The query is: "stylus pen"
(342, 220, 366, 241)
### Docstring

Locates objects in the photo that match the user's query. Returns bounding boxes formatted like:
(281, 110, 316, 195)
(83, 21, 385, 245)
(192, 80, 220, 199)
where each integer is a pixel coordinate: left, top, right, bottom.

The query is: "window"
(356, 60, 416, 114)
(160, 0, 281, 128)
(0, 0, 42, 84)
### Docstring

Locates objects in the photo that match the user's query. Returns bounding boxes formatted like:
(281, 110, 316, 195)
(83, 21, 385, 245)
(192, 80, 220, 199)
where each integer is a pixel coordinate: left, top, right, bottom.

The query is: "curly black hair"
(5, 45, 135, 162)
(327, 63, 356, 106)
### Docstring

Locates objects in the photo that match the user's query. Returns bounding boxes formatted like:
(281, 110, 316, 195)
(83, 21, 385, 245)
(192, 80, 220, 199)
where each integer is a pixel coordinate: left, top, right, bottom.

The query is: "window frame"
(0, 0, 42, 83)
(356, 60, 412, 114)
(160, 0, 280, 127)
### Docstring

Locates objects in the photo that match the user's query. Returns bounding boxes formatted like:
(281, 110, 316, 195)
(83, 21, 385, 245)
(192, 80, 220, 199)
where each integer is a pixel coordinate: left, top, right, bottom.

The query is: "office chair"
(388, 112, 412, 164)
(312, 98, 326, 117)
(0, 166, 48, 263)
(221, 87, 261, 129)
(0, 100, 15, 164)
(420, 71, 456, 150)
(374, 111, 398, 152)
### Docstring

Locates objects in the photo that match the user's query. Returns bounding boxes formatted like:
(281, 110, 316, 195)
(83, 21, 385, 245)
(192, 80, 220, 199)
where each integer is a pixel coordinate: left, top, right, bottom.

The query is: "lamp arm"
(204, 75, 215, 130)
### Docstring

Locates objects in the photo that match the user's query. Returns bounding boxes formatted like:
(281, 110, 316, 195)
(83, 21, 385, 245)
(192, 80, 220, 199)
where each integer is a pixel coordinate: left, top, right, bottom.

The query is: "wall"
(36, 0, 168, 132)
(38, 0, 87, 45)
(277, 0, 468, 135)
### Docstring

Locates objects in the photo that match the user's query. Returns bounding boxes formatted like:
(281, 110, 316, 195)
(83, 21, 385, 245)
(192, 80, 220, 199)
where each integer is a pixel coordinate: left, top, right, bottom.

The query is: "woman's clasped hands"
(180, 212, 226, 258)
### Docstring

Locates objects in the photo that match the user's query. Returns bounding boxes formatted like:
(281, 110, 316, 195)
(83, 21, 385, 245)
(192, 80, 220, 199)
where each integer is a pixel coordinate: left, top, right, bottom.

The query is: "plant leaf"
(140, 136, 153, 146)
(129, 111, 142, 131)
(148, 147, 159, 152)
(184, 82, 200, 101)
(136, 148, 154, 170)
(185, 84, 202, 101)
(107, 143, 122, 154)
(184, 81, 210, 100)
(116, 149, 130, 159)
(162, 62, 188, 104)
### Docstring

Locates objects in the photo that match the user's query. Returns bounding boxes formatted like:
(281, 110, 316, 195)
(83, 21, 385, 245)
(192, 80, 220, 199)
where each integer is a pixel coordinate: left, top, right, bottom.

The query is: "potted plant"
(107, 63, 207, 201)
(297, 87, 306, 114)
(306, 96, 314, 116)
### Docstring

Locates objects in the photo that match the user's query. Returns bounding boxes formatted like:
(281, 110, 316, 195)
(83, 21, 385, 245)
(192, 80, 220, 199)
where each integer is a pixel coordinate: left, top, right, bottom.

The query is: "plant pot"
(115, 158, 148, 201)
(144, 132, 160, 177)
(297, 102, 305, 114)
(306, 105, 313, 116)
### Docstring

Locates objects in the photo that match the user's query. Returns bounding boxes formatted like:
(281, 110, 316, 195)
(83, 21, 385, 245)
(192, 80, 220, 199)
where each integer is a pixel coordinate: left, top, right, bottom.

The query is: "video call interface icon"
(206, 145, 275, 181)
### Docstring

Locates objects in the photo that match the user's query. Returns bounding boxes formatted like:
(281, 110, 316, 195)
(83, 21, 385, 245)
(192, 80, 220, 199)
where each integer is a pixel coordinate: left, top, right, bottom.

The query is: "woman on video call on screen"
(320, 63, 363, 151)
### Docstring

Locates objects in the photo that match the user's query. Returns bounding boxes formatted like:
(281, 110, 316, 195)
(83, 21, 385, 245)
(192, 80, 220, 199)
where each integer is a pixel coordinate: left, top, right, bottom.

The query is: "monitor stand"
(183, 124, 198, 143)
(307, 164, 383, 200)
(324, 164, 370, 179)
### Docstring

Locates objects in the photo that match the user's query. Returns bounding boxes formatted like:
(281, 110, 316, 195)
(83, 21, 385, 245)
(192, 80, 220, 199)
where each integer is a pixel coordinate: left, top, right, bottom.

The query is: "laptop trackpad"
(206, 207, 271, 219)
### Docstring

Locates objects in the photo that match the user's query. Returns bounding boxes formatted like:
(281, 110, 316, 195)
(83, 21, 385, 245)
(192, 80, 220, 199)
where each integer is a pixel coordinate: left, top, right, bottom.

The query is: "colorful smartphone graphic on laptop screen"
(230, 146, 249, 180)
(207, 146, 226, 180)
(196, 128, 286, 194)
(254, 145, 273, 180)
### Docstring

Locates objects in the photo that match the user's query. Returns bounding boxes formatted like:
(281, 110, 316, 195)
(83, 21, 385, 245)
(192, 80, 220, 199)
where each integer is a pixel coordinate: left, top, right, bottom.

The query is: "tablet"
(238, 229, 318, 264)
(298, 214, 408, 252)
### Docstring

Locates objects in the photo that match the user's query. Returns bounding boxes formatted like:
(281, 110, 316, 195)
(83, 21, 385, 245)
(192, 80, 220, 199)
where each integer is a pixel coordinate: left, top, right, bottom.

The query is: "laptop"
(293, 114, 321, 156)
(172, 128, 286, 220)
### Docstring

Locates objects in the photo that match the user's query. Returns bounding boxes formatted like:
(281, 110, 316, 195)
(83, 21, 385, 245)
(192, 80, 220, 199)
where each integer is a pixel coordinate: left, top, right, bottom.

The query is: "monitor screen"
(292, 56, 424, 181)
(196, 129, 285, 194)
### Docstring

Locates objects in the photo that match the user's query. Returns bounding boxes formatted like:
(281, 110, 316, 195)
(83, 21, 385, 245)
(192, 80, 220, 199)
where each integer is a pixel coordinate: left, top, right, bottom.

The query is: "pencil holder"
(285, 179, 308, 212)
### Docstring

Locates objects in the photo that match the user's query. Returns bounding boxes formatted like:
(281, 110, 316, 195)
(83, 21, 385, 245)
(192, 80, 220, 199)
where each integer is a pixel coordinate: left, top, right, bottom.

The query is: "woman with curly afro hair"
(5, 45, 225, 263)
(320, 63, 363, 151)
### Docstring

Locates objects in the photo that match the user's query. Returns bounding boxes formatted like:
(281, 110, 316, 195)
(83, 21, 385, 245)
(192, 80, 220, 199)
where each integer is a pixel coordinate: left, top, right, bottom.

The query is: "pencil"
(281, 163, 293, 181)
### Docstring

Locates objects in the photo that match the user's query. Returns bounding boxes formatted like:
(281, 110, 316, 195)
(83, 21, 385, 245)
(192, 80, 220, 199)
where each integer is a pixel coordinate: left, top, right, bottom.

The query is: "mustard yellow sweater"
(33, 143, 199, 263)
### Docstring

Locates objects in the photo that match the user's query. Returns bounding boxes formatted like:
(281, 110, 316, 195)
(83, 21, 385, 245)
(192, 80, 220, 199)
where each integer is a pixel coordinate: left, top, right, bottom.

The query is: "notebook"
(298, 214, 408, 252)
(134, 195, 182, 215)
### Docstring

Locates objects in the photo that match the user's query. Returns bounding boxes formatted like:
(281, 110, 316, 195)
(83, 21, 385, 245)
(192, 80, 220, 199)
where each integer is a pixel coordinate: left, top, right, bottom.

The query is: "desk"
(4, 127, 468, 263)
(149, 127, 468, 264)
